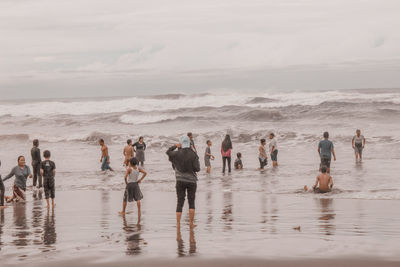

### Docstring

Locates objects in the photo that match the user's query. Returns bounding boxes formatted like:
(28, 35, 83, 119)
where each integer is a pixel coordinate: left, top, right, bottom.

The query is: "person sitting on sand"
(166, 136, 200, 229)
(2, 156, 33, 202)
(40, 150, 56, 209)
(318, 132, 336, 173)
(234, 153, 243, 170)
(119, 158, 147, 223)
(304, 166, 334, 193)
(123, 139, 134, 167)
(352, 129, 365, 162)
(99, 139, 113, 171)
(204, 140, 215, 174)
(258, 139, 268, 170)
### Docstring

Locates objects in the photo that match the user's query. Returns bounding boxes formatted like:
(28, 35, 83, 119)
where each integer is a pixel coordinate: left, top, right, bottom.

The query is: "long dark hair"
(222, 134, 232, 152)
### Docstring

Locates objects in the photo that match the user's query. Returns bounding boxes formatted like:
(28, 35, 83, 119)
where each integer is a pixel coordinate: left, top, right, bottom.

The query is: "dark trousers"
(43, 177, 55, 199)
(0, 178, 4, 206)
(32, 163, 42, 188)
(222, 157, 231, 173)
(176, 181, 197, 212)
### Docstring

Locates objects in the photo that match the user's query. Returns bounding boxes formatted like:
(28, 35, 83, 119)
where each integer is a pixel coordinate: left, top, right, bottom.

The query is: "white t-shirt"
(269, 139, 277, 152)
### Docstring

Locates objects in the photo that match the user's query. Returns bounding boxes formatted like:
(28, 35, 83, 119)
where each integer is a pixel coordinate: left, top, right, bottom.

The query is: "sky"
(0, 0, 400, 99)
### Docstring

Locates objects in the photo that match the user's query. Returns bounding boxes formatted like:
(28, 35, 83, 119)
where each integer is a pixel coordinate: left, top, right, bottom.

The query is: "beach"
(1, 89, 400, 264)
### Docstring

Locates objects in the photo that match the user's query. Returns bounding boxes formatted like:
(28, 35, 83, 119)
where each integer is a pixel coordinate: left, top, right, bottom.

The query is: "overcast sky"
(1, 0, 400, 99)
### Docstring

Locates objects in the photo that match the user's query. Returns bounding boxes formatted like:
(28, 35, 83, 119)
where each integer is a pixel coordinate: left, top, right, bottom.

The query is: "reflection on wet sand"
(176, 227, 196, 257)
(101, 190, 110, 229)
(269, 196, 278, 234)
(317, 198, 336, 236)
(32, 190, 43, 246)
(221, 176, 233, 231)
(0, 209, 4, 249)
(13, 203, 30, 248)
(122, 215, 144, 256)
(206, 177, 213, 232)
(42, 208, 56, 249)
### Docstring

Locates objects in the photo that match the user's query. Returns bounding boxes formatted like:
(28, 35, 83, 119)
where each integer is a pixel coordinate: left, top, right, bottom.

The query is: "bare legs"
(119, 200, 141, 224)
(176, 209, 196, 229)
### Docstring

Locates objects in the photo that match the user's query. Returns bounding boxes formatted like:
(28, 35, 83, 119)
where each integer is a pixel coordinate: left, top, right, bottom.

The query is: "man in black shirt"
(40, 150, 56, 209)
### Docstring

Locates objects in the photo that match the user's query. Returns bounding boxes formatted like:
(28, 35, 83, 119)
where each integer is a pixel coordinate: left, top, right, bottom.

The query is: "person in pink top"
(221, 134, 232, 174)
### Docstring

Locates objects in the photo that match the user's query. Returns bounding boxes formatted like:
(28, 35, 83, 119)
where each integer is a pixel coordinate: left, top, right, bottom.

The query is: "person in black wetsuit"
(31, 139, 42, 188)
(133, 137, 146, 166)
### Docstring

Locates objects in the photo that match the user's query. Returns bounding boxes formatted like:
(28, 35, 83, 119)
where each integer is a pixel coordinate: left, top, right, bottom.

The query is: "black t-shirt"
(40, 160, 56, 178)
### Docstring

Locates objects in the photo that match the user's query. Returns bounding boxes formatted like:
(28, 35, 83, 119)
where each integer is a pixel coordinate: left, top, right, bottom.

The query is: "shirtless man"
(304, 166, 334, 193)
(99, 139, 113, 171)
(123, 139, 134, 167)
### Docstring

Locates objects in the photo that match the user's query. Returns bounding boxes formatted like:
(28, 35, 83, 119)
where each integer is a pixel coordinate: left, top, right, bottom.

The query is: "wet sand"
(1, 188, 400, 264)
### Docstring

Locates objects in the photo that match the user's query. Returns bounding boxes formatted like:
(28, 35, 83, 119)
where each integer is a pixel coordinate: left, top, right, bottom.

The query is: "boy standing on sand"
(123, 139, 134, 167)
(304, 166, 334, 193)
(40, 150, 56, 208)
(99, 139, 113, 171)
(318, 132, 336, 173)
(204, 140, 215, 174)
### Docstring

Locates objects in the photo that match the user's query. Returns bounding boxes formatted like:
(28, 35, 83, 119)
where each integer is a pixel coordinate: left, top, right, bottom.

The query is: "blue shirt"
(318, 139, 334, 159)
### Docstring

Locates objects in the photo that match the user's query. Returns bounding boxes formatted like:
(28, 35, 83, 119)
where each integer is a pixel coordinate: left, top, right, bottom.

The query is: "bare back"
(124, 145, 134, 159)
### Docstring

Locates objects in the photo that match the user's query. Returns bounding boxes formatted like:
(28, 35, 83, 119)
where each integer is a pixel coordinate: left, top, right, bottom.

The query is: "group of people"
(0, 140, 56, 209)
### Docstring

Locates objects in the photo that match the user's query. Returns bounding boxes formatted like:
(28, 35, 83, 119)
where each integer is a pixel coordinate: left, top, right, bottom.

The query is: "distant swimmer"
(188, 132, 197, 154)
(304, 166, 334, 193)
(221, 134, 233, 174)
(258, 139, 268, 170)
(352, 129, 366, 162)
(318, 132, 336, 173)
(2, 156, 33, 202)
(133, 137, 146, 167)
(119, 158, 147, 224)
(123, 139, 134, 167)
(269, 133, 278, 167)
(31, 139, 42, 189)
(166, 136, 200, 229)
(99, 139, 113, 172)
(234, 152, 243, 170)
(204, 140, 215, 174)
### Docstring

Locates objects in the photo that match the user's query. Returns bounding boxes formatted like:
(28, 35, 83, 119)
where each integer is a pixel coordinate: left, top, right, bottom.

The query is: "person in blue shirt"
(318, 132, 336, 173)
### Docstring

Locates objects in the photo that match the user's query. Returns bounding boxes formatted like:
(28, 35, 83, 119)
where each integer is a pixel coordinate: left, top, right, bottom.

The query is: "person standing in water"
(99, 139, 113, 171)
(258, 139, 268, 170)
(31, 139, 42, 189)
(352, 129, 366, 162)
(0, 161, 5, 208)
(188, 132, 197, 154)
(40, 150, 56, 209)
(2, 156, 33, 202)
(204, 140, 215, 174)
(119, 158, 147, 223)
(123, 139, 134, 167)
(318, 132, 336, 173)
(221, 134, 233, 174)
(269, 133, 278, 167)
(166, 136, 200, 229)
(133, 137, 146, 167)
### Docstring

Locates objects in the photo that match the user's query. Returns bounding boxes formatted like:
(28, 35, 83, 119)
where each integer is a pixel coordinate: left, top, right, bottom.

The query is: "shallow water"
(1, 90, 400, 263)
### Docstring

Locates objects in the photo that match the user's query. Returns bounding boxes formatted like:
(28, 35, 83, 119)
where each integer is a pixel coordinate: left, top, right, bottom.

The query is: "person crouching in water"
(304, 166, 334, 193)
(166, 136, 200, 229)
(234, 153, 243, 170)
(40, 150, 56, 209)
(119, 158, 147, 223)
(2, 156, 33, 202)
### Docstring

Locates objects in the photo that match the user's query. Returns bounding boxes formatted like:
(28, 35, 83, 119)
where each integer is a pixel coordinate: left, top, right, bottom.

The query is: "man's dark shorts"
(320, 157, 331, 168)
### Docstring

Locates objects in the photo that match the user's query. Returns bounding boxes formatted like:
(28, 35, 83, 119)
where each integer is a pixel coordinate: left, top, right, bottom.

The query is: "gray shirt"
(205, 147, 211, 160)
(353, 135, 365, 145)
(318, 139, 334, 159)
(3, 165, 31, 190)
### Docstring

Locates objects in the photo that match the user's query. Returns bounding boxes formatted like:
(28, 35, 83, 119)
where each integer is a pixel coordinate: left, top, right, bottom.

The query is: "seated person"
(234, 153, 243, 170)
(304, 166, 334, 193)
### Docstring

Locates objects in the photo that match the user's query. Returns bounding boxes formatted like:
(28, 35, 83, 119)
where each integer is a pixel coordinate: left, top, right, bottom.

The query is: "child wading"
(204, 140, 215, 174)
(119, 158, 147, 223)
(40, 150, 56, 209)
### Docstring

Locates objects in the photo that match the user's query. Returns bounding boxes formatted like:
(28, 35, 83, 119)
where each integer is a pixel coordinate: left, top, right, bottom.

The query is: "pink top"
(221, 145, 232, 158)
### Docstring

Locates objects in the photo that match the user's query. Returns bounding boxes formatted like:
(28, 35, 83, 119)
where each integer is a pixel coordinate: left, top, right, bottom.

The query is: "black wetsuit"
(31, 146, 42, 188)
(41, 160, 56, 199)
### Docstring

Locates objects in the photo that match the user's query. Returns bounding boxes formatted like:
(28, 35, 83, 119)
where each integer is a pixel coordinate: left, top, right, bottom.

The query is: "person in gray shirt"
(318, 132, 336, 173)
(3, 156, 32, 202)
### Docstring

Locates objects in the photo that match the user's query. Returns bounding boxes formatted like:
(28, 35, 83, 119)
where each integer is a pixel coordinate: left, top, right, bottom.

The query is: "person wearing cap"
(166, 136, 200, 229)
